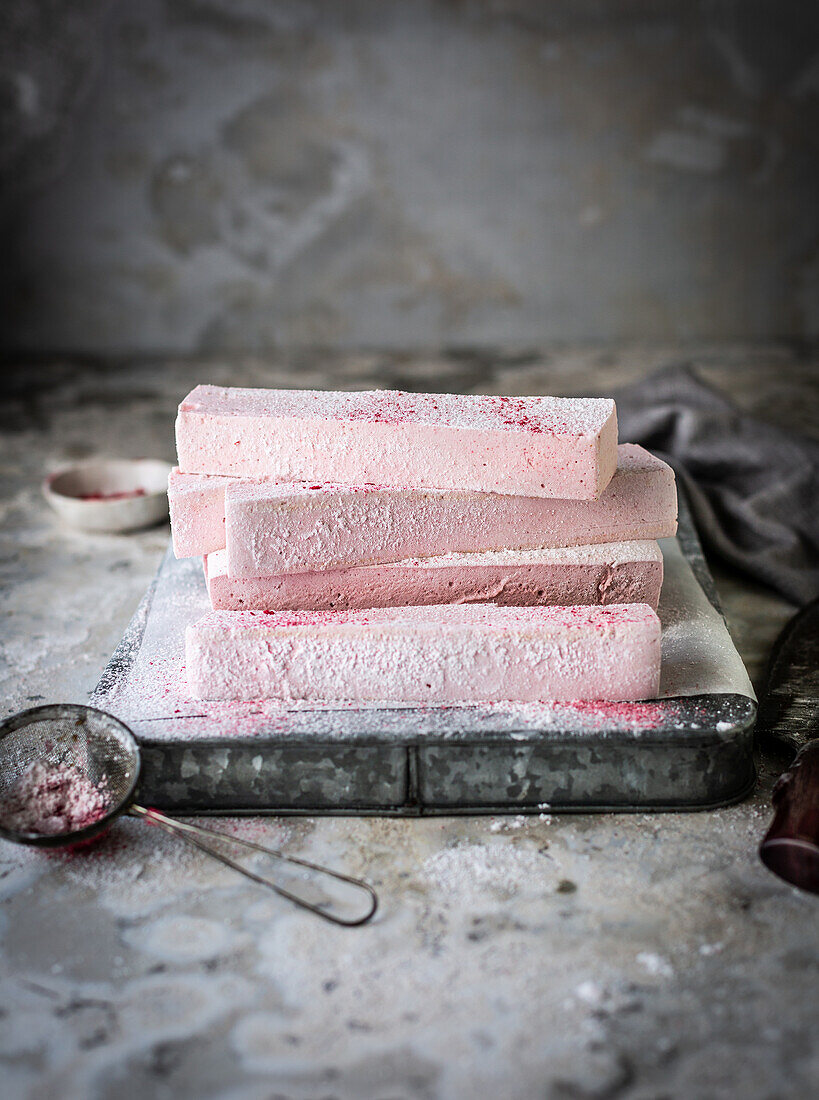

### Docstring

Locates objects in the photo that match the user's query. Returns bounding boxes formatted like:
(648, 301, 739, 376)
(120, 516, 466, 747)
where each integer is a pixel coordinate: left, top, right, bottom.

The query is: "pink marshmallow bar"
(206, 540, 664, 612)
(186, 602, 662, 704)
(176, 385, 618, 500)
(168, 469, 237, 558)
(169, 444, 675, 562)
(224, 443, 676, 577)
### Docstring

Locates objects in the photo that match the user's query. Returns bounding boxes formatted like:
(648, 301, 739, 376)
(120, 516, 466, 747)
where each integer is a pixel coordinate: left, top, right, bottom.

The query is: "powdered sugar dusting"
(180, 386, 615, 438)
(197, 601, 661, 635)
(423, 841, 555, 900)
(210, 541, 661, 575)
(168, 468, 240, 496)
(1, 763, 110, 837)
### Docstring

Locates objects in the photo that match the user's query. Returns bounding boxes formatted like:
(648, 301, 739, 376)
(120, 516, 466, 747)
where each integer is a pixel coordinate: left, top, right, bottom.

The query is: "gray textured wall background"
(1, 0, 818, 355)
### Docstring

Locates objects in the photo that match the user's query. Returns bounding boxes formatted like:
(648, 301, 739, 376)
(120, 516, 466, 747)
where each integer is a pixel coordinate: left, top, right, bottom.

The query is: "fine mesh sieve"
(0, 704, 377, 926)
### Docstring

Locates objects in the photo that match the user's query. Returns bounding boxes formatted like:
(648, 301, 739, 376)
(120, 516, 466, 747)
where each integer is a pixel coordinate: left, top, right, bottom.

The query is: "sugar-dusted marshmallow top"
(197, 601, 660, 637)
(612, 443, 670, 473)
(180, 385, 615, 438)
(168, 468, 239, 496)
(208, 539, 663, 578)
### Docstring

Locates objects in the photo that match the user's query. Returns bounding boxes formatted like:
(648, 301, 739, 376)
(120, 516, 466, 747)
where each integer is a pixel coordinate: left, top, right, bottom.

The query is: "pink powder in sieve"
(0, 763, 111, 836)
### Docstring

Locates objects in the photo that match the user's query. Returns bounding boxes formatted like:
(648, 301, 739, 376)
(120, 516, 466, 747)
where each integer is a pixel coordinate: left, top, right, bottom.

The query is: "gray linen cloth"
(613, 365, 819, 606)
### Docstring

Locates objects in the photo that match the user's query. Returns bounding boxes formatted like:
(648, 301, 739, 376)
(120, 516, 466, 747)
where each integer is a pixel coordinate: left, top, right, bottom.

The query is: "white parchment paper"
(657, 537, 754, 700)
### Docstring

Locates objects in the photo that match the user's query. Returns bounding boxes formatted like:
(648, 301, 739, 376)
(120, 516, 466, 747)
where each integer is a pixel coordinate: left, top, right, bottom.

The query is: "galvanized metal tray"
(92, 491, 757, 814)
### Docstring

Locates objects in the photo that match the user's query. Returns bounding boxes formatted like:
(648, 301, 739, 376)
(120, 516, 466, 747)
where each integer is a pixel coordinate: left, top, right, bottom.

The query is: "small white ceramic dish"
(44, 459, 172, 533)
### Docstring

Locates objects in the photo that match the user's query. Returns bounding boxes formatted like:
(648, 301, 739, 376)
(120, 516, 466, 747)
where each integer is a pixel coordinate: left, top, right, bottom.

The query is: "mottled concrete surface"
(2, 1, 819, 353)
(0, 348, 818, 1099)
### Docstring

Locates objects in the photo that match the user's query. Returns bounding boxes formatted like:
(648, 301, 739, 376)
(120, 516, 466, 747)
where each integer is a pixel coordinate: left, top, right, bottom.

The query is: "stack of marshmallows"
(170, 386, 677, 704)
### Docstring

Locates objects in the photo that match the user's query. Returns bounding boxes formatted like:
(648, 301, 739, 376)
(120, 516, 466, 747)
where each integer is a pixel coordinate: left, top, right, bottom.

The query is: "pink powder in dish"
(78, 488, 147, 501)
(0, 763, 111, 836)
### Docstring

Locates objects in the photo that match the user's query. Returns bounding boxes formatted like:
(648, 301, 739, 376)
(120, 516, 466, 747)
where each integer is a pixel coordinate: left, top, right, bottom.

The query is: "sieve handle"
(129, 804, 377, 926)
